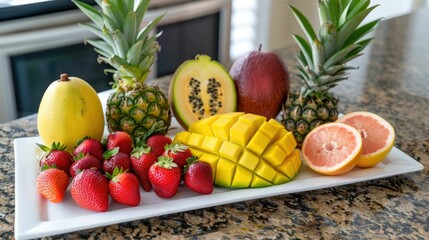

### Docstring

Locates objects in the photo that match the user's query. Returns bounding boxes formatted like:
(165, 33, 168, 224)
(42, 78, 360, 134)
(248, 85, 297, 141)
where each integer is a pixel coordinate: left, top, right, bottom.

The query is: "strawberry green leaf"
(103, 147, 120, 159)
(36, 143, 51, 153)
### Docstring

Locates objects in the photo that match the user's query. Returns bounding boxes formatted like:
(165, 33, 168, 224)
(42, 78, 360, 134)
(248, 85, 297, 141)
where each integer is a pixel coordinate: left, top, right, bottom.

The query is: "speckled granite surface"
(1, 8, 429, 240)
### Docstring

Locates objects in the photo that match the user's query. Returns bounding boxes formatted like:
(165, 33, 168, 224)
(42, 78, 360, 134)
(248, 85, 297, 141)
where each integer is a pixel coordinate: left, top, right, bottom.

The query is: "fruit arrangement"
(34, 0, 399, 217)
(35, 132, 214, 212)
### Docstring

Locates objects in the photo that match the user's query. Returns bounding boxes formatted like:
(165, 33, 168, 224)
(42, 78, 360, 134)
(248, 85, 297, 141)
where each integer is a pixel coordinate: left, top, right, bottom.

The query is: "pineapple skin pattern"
(73, 0, 171, 138)
(281, 0, 381, 146)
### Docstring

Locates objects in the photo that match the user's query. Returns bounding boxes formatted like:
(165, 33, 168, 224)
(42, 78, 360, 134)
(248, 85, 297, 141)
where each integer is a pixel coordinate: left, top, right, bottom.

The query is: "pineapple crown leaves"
(290, 0, 381, 97)
(72, 0, 165, 88)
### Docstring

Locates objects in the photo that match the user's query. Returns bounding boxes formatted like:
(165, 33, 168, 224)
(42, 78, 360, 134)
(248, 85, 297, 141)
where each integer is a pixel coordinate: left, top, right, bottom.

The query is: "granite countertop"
(1, 8, 429, 240)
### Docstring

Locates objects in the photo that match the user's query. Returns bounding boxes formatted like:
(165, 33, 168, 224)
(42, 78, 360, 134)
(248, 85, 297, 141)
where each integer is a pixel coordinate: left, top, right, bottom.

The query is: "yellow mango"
(188, 114, 220, 136)
(212, 112, 244, 140)
(216, 158, 236, 187)
(251, 175, 273, 188)
(37, 74, 104, 153)
(232, 165, 253, 188)
(173, 113, 301, 188)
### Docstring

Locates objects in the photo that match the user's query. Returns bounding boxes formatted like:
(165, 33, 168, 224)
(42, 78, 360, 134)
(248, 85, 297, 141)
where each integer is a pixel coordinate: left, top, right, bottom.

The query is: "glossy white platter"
(14, 120, 424, 240)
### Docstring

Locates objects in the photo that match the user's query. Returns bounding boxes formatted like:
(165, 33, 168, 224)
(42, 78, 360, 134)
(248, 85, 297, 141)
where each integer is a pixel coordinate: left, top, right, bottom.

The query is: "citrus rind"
(337, 111, 396, 168)
(301, 122, 363, 175)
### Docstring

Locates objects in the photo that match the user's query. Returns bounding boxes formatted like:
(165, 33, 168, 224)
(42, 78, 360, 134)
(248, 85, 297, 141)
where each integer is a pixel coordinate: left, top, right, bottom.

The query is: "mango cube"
(246, 131, 271, 156)
(215, 158, 236, 187)
(254, 160, 277, 182)
(188, 114, 220, 136)
(229, 120, 254, 146)
(262, 144, 287, 167)
(202, 136, 223, 153)
(219, 141, 242, 162)
(238, 150, 260, 171)
(250, 175, 273, 188)
(272, 173, 290, 185)
(188, 133, 205, 148)
(231, 165, 253, 188)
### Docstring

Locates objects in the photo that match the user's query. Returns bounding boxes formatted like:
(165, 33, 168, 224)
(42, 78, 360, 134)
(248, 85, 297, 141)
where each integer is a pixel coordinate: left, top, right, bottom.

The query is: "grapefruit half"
(301, 122, 363, 175)
(337, 111, 395, 168)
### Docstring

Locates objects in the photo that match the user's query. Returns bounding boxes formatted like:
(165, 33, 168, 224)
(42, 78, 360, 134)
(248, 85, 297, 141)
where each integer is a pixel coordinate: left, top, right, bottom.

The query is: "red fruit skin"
(164, 148, 193, 169)
(40, 150, 74, 177)
(184, 162, 213, 194)
(69, 154, 102, 178)
(130, 152, 157, 192)
(103, 152, 131, 174)
(71, 169, 109, 212)
(229, 49, 290, 119)
(148, 164, 182, 198)
(146, 135, 172, 156)
(107, 131, 133, 156)
(36, 168, 69, 203)
(73, 138, 104, 162)
(109, 172, 141, 207)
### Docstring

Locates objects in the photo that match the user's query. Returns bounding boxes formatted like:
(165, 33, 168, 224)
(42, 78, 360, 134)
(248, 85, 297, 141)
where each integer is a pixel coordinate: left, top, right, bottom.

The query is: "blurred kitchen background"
(0, 0, 428, 123)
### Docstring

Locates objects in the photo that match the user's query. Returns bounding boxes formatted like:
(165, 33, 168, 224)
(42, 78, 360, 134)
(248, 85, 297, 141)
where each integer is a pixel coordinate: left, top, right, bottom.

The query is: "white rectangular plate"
(14, 130, 424, 240)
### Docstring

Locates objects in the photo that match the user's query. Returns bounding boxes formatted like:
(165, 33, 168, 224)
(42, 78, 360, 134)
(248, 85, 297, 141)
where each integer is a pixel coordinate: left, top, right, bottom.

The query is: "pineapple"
(281, 0, 380, 145)
(73, 0, 171, 138)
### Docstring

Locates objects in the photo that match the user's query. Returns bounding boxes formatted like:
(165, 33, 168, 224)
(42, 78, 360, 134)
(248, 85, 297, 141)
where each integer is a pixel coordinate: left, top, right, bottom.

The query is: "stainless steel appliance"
(0, 0, 231, 123)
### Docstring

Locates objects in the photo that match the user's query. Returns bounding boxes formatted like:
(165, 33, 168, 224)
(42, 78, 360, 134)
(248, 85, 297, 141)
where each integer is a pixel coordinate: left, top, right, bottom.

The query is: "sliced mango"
(216, 158, 236, 187)
(272, 173, 290, 185)
(188, 114, 220, 136)
(251, 175, 273, 188)
(254, 160, 277, 182)
(187, 133, 205, 148)
(246, 131, 271, 156)
(238, 150, 260, 171)
(173, 113, 301, 188)
(231, 165, 253, 188)
(201, 136, 223, 153)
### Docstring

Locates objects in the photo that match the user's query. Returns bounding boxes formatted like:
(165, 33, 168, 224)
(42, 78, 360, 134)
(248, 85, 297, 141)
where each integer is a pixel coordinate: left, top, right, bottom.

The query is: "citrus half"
(301, 122, 362, 175)
(337, 111, 395, 168)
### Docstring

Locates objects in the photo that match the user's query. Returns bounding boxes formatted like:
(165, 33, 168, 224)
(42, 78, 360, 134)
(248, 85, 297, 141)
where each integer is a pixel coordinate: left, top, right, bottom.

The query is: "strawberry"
(73, 137, 104, 162)
(148, 156, 182, 198)
(37, 142, 74, 176)
(70, 169, 109, 212)
(146, 135, 172, 156)
(69, 153, 102, 178)
(36, 167, 69, 203)
(106, 167, 141, 207)
(102, 147, 131, 174)
(183, 156, 213, 194)
(107, 131, 133, 156)
(131, 146, 157, 192)
(163, 142, 193, 169)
